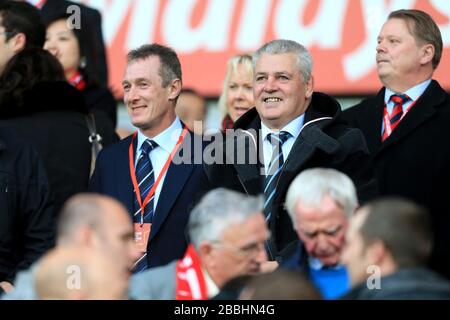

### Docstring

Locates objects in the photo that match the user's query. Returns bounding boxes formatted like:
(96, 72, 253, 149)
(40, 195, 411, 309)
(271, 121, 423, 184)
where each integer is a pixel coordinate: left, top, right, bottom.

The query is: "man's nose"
(264, 76, 277, 92)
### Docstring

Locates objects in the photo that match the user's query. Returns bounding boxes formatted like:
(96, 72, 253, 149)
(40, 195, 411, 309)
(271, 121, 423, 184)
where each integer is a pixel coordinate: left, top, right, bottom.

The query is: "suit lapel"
(232, 118, 263, 195)
(150, 134, 195, 242)
(377, 81, 443, 154)
(359, 90, 384, 154)
(117, 136, 136, 216)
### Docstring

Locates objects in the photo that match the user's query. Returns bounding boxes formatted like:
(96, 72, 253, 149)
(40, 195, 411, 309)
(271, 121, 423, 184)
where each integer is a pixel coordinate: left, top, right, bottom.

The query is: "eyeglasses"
(0, 31, 14, 38)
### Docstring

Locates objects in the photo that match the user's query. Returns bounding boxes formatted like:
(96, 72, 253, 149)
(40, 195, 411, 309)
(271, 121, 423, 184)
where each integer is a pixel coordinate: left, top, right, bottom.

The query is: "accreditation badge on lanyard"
(129, 126, 189, 252)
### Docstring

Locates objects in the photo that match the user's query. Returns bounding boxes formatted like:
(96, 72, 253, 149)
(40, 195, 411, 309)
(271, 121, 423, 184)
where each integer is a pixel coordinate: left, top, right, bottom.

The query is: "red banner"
(82, 0, 450, 97)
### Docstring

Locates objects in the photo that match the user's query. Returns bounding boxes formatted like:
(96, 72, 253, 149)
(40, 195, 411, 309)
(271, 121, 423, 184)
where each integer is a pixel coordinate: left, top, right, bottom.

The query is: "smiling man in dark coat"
(202, 39, 377, 270)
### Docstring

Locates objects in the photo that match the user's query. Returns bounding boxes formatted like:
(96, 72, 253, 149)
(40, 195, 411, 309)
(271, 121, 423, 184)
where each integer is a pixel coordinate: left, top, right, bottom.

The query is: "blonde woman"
(218, 54, 254, 130)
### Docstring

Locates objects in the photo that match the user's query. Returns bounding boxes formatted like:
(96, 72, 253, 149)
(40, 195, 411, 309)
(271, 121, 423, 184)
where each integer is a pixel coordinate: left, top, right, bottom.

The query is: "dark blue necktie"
(263, 131, 290, 259)
(263, 131, 290, 222)
(133, 139, 158, 273)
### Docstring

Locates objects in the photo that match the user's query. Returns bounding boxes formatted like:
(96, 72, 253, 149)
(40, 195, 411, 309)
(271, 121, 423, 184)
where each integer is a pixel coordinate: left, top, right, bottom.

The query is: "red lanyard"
(129, 127, 189, 223)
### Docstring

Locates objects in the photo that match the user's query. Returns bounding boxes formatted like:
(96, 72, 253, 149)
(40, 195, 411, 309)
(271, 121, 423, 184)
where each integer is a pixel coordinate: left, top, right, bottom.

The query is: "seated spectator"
(129, 188, 269, 300)
(35, 247, 128, 300)
(176, 88, 206, 135)
(43, 12, 117, 127)
(283, 168, 358, 299)
(2, 193, 140, 300)
(341, 198, 450, 300)
(218, 54, 254, 130)
(0, 47, 118, 214)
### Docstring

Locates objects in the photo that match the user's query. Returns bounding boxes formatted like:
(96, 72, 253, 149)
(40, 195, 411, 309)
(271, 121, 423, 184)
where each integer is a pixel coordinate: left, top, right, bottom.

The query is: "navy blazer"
(89, 130, 206, 268)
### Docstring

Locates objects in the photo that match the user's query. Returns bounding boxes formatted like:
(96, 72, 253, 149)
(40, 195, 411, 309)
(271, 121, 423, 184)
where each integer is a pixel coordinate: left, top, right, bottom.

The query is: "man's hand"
(259, 260, 279, 273)
(0, 281, 14, 293)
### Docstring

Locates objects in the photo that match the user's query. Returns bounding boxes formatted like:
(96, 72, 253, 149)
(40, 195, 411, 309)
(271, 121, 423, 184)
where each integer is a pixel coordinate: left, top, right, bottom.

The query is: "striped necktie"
(133, 139, 158, 273)
(263, 131, 291, 222)
(382, 93, 410, 141)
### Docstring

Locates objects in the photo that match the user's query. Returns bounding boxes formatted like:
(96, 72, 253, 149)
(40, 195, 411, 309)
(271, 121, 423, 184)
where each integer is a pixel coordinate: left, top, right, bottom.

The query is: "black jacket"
(342, 268, 450, 300)
(0, 127, 54, 283)
(0, 81, 118, 215)
(203, 92, 377, 261)
(343, 80, 450, 278)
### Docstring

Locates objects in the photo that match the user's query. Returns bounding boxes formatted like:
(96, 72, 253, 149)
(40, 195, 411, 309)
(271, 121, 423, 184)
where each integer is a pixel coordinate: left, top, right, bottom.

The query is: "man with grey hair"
(129, 188, 269, 300)
(282, 168, 357, 299)
(2, 193, 140, 300)
(203, 39, 376, 270)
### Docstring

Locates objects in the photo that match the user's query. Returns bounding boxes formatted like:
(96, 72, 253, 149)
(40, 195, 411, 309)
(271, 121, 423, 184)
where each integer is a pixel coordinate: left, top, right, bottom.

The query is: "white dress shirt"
(135, 117, 183, 213)
(261, 114, 305, 175)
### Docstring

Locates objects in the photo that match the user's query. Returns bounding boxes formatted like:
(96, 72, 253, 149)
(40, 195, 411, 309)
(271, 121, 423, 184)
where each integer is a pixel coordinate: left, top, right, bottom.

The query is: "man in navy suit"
(90, 44, 205, 272)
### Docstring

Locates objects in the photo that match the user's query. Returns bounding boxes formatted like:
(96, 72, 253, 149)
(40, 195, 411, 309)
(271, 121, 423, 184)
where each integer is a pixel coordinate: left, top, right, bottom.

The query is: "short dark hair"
(127, 43, 182, 88)
(389, 9, 443, 69)
(0, 1, 45, 48)
(360, 198, 433, 268)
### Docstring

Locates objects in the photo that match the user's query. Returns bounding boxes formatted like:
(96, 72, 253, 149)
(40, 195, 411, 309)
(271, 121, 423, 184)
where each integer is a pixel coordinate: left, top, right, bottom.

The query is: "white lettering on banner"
(430, 0, 450, 45)
(86, 0, 130, 45)
(274, 0, 347, 48)
(126, 0, 159, 50)
(235, 0, 271, 51)
(163, 0, 235, 53)
(343, 0, 415, 81)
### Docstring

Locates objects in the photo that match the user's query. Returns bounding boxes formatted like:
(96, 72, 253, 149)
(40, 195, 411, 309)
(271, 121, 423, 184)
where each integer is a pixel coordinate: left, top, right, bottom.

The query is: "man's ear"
(367, 240, 387, 265)
(10, 33, 27, 54)
(168, 79, 182, 101)
(305, 75, 314, 100)
(420, 44, 435, 66)
(75, 226, 95, 247)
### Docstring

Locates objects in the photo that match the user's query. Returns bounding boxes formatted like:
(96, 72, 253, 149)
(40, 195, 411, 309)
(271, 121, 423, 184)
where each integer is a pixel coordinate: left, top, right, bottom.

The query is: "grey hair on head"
(285, 168, 358, 225)
(187, 188, 264, 250)
(253, 39, 313, 82)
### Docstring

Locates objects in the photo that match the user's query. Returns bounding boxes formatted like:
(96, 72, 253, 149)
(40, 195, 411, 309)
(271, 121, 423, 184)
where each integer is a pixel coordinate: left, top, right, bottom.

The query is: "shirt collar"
(26, 0, 47, 8)
(384, 79, 432, 104)
(202, 268, 220, 298)
(261, 113, 305, 142)
(308, 256, 345, 271)
(136, 117, 182, 154)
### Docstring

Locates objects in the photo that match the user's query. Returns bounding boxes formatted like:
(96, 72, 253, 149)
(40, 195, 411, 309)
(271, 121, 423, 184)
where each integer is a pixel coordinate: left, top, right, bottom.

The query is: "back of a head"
(56, 193, 107, 246)
(0, 1, 45, 48)
(0, 47, 65, 108)
(239, 270, 322, 300)
(35, 247, 127, 300)
(388, 9, 443, 69)
(187, 188, 263, 249)
(360, 198, 433, 268)
(35, 247, 91, 300)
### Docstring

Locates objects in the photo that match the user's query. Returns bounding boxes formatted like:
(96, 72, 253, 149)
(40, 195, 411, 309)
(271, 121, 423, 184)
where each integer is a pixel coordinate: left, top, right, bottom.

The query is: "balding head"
(35, 247, 128, 300)
(57, 193, 140, 276)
